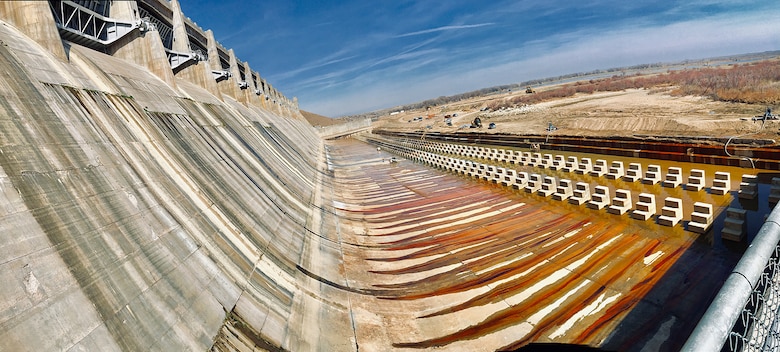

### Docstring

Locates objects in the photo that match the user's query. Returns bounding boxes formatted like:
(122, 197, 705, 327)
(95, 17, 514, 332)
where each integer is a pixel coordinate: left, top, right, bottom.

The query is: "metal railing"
(684, 205, 780, 351)
(50, 0, 143, 48)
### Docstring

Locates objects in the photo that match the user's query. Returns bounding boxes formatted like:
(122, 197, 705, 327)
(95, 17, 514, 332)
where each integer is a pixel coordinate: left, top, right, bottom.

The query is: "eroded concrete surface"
(0, 15, 748, 352)
(326, 139, 745, 351)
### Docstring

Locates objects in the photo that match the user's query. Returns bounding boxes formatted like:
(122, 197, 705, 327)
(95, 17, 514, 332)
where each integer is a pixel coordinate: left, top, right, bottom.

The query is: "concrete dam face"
(0, 1, 762, 351)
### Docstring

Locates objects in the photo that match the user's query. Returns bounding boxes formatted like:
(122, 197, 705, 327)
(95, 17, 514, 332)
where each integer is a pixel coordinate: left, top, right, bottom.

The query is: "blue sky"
(179, 0, 780, 117)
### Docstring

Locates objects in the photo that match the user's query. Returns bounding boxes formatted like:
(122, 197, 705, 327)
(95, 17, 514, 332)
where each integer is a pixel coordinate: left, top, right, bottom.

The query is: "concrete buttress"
(0, 1, 66, 61)
(109, 28, 177, 88)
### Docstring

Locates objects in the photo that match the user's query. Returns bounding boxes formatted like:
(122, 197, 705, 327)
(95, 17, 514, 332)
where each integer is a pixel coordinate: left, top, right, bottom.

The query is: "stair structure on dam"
(0, 1, 779, 351)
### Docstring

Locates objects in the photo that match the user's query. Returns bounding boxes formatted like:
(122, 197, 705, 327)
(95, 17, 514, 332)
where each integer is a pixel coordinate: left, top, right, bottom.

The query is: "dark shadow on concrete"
(600, 176, 779, 350)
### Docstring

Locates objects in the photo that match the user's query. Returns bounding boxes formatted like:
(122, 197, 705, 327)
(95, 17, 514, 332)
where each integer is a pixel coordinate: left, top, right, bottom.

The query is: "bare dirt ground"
(372, 88, 779, 144)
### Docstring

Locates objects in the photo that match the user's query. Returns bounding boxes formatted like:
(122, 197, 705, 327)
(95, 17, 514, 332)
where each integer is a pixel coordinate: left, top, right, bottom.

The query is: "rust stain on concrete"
(332, 138, 745, 351)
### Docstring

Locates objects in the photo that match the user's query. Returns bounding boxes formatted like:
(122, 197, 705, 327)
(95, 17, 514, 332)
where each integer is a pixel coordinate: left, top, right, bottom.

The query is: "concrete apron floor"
(327, 137, 751, 351)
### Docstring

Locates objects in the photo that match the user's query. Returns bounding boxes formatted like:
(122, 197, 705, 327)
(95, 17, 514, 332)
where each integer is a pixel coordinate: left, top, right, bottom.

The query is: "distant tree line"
(486, 60, 780, 110)
(339, 51, 780, 119)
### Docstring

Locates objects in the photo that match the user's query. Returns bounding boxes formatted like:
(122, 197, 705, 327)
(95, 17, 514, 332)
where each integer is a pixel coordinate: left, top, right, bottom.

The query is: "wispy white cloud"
(395, 23, 495, 38)
(272, 52, 359, 81)
(369, 48, 442, 68)
(302, 8, 780, 117)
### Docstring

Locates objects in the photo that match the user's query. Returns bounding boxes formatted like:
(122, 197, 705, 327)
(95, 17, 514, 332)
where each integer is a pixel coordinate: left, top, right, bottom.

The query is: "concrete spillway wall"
(318, 117, 372, 139)
(0, 12, 349, 351)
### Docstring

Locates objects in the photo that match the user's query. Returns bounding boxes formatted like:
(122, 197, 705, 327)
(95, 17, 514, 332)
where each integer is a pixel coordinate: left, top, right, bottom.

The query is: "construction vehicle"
(753, 107, 777, 122)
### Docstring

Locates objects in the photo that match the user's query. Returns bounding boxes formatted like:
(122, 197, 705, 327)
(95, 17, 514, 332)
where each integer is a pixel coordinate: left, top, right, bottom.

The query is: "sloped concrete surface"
(0, 19, 350, 351)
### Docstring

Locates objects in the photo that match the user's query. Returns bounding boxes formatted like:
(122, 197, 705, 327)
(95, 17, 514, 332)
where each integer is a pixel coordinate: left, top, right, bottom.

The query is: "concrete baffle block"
(463, 162, 473, 175)
(563, 156, 578, 173)
(608, 189, 632, 215)
(643, 164, 662, 185)
(590, 159, 608, 177)
(738, 174, 758, 199)
(469, 164, 482, 179)
(538, 176, 558, 197)
(529, 152, 542, 167)
(525, 173, 542, 193)
(711, 171, 731, 195)
(631, 193, 657, 221)
(541, 154, 554, 169)
(552, 179, 573, 201)
(510, 151, 522, 164)
(662, 167, 683, 188)
(513, 171, 529, 190)
(488, 149, 498, 161)
(484, 165, 498, 181)
(657, 197, 683, 227)
(550, 155, 565, 170)
(449, 158, 459, 172)
(569, 182, 591, 206)
(492, 167, 506, 184)
(501, 150, 512, 163)
(685, 169, 706, 192)
(502, 169, 518, 187)
(487, 149, 498, 161)
(455, 160, 465, 174)
(623, 163, 643, 183)
(721, 208, 747, 241)
(688, 202, 714, 233)
(576, 158, 593, 175)
(606, 161, 625, 180)
(520, 152, 532, 166)
(587, 185, 610, 210)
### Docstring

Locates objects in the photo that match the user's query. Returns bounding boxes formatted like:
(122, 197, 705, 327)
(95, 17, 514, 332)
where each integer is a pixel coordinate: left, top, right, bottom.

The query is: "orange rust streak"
(374, 219, 615, 300)
(367, 200, 513, 236)
(370, 207, 566, 253)
(421, 226, 635, 318)
(396, 234, 661, 349)
(367, 191, 501, 224)
(332, 140, 738, 350)
(345, 178, 492, 213)
(574, 246, 687, 345)
(371, 215, 589, 278)
(500, 238, 662, 350)
(370, 202, 519, 240)
(372, 206, 541, 246)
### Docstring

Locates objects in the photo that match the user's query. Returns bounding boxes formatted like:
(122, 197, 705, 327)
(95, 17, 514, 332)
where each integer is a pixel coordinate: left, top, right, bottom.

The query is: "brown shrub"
(488, 60, 780, 110)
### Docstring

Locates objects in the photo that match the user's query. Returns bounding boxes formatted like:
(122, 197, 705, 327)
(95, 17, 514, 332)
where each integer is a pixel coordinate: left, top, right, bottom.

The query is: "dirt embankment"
(301, 109, 340, 126)
(373, 88, 779, 144)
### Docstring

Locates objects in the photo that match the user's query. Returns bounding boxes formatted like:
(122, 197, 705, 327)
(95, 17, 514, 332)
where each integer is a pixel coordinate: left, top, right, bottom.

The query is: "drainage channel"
(344, 135, 776, 350)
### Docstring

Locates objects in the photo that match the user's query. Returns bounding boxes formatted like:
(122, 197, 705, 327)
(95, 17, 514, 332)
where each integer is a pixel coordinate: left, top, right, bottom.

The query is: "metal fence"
(684, 205, 780, 351)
